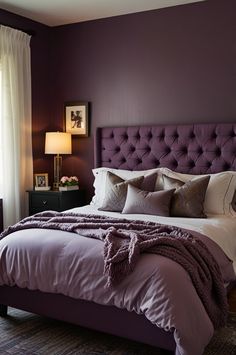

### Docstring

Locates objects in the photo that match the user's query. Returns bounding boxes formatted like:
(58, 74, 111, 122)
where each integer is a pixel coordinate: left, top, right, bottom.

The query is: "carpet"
(0, 308, 235, 354)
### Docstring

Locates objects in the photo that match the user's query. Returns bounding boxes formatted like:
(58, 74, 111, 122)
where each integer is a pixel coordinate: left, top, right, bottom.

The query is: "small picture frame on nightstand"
(34, 173, 51, 191)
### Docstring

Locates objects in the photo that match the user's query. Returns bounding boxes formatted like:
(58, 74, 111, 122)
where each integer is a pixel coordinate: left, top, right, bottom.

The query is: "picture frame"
(34, 173, 48, 188)
(64, 101, 89, 137)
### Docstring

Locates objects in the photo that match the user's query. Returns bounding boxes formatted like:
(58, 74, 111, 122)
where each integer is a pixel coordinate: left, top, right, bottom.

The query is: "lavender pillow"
(162, 174, 210, 218)
(98, 172, 144, 212)
(122, 185, 175, 216)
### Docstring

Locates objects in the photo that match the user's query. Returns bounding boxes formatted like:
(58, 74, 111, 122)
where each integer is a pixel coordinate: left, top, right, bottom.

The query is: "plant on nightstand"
(59, 176, 79, 191)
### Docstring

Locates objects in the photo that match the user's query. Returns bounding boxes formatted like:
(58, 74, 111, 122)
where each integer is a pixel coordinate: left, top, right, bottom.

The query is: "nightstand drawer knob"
(42, 200, 48, 205)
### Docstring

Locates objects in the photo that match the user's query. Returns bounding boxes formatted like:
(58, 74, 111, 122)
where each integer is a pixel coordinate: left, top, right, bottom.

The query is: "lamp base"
(53, 182, 60, 191)
(54, 154, 62, 190)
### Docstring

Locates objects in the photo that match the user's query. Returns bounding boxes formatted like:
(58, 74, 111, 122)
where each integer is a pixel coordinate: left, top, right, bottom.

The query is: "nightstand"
(27, 190, 86, 215)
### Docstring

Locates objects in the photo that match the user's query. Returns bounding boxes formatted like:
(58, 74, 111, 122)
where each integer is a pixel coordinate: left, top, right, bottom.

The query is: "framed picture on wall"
(64, 101, 89, 137)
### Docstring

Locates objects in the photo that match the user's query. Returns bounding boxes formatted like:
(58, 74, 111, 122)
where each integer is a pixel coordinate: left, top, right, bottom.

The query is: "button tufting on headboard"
(95, 123, 236, 173)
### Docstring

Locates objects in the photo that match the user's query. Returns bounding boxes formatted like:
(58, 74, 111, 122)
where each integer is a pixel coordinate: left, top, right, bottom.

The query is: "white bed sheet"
(68, 205, 236, 275)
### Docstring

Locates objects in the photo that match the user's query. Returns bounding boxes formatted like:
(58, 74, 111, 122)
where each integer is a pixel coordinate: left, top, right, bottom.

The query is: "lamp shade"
(45, 132, 72, 155)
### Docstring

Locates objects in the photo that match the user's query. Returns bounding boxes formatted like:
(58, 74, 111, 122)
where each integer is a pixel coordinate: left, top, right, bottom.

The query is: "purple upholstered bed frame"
(0, 123, 236, 353)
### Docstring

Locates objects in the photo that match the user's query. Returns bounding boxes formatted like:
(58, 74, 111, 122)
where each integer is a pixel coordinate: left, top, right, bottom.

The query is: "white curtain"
(0, 25, 33, 228)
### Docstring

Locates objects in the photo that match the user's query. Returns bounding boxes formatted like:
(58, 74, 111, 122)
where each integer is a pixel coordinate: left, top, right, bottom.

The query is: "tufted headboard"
(95, 123, 236, 174)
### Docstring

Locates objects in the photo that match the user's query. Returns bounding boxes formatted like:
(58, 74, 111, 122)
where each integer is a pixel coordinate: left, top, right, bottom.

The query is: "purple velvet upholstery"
(0, 286, 175, 350)
(96, 123, 236, 173)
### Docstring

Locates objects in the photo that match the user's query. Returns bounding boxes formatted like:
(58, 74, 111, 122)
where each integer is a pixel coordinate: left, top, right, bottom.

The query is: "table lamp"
(45, 132, 72, 190)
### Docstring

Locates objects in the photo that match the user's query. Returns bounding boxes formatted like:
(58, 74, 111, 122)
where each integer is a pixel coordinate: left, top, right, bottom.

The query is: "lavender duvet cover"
(0, 210, 235, 355)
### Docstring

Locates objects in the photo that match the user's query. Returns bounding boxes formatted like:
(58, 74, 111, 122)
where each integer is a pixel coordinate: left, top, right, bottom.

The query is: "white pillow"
(162, 168, 236, 216)
(90, 167, 164, 207)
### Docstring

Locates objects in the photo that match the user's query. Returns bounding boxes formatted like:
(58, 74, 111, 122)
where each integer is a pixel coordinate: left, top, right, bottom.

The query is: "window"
(0, 26, 33, 226)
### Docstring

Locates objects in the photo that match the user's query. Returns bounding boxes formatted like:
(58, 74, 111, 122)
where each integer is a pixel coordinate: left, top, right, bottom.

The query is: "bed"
(0, 123, 236, 355)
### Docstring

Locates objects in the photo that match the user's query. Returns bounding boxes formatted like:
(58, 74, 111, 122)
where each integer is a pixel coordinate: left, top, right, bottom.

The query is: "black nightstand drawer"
(31, 193, 59, 210)
(27, 190, 86, 215)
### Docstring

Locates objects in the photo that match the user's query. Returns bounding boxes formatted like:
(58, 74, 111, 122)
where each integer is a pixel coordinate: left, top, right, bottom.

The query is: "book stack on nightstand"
(27, 190, 86, 215)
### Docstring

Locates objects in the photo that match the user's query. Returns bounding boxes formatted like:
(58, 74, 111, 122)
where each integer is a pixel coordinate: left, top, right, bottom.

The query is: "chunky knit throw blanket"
(1, 211, 228, 329)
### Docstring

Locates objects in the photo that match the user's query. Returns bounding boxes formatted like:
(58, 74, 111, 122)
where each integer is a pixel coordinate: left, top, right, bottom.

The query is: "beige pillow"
(162, 174, 210, 218)
(98, 172, 144, 212)
(122, 185, 175, 216)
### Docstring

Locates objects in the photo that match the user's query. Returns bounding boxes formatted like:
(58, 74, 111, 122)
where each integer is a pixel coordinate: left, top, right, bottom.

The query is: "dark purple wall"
(0, 9, 53, 178)
(50, 0, 236, 199)
(1, 0, 236, 200)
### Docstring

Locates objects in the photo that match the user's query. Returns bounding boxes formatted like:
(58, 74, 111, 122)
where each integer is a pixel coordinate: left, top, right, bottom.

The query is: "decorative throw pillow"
(98, 172, 144, 212)
(161, 168, 236, 216)
(162, 174, 210, 218)
(90, 167, 161, 206)
(122, 185, 175, 216)
(139, 172, 157, 192)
